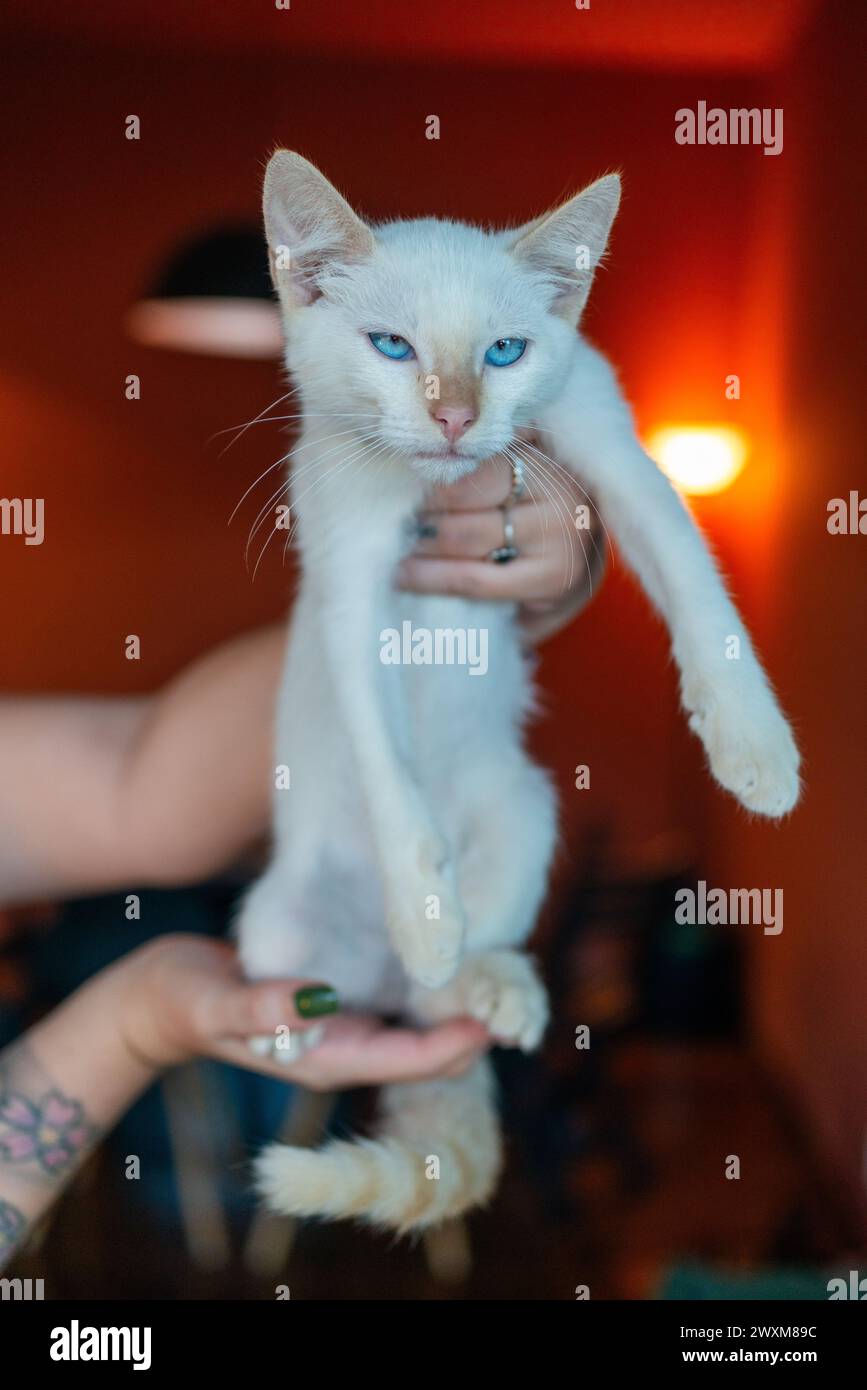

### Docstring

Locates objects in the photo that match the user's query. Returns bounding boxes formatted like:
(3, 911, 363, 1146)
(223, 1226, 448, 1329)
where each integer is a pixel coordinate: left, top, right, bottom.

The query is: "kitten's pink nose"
(435, 406, 475, 445)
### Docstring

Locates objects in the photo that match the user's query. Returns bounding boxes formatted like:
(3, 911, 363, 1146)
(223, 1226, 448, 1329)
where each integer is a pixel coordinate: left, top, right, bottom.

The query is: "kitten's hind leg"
(406, 757, 557, 1051)
(235, 867, 327, 1059)
(235, 865, 312, 981)
(409, 950, 549, 1052)
(455, 754, 557, 953)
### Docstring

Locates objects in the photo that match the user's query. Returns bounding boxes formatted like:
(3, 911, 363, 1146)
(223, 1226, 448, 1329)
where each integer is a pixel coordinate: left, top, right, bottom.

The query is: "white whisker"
(238, 428, 380, 555)
(512, 445, 578, 592)
(518, 434, 612, 560)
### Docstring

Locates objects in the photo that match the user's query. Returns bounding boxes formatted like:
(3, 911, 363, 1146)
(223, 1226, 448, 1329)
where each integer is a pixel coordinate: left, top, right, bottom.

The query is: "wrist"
(519, 586, 588, 645)
(22, 956, 161, 1137)
(84, 947, 172, 1082)
(519, 537, 607, 645)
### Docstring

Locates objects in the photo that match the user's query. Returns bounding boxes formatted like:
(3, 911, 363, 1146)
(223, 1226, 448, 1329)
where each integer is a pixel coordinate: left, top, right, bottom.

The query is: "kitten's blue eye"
(369, 332, 415, 361)
(485, 337, 526, 367)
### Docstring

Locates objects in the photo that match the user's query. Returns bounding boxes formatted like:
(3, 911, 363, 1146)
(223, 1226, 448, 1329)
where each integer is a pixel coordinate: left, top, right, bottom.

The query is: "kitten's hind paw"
(462, 951, 549, 1052)
(408, 950, 549, 1050)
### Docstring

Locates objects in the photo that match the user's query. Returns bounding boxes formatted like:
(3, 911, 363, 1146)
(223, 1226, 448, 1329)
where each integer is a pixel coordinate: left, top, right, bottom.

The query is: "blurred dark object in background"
(126, 225, 282, 359)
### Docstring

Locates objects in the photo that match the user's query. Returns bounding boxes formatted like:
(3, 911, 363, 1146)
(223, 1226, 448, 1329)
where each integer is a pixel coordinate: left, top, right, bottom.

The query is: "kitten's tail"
(253, 1057, 501, 1233)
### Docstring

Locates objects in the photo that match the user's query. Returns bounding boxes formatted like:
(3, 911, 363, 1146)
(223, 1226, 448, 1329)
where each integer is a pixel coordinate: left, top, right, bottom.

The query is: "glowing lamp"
(646, 425, 748, 496)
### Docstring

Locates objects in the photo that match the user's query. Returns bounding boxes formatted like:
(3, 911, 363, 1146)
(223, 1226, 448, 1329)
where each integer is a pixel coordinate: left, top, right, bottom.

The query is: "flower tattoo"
(0, 1087, 91, 1174)
(0, 1045, 100, 1269)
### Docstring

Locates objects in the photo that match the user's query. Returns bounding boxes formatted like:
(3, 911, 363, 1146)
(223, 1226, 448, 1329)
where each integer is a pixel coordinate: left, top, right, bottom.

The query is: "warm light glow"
(646, 425, 749, 495)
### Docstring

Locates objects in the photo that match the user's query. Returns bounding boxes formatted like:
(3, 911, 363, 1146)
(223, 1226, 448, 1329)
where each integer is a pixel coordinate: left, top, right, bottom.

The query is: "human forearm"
(0, 961, 156, 1267)
(116, 625, 283, 885)
(0, 626, 284, 908)
(0, 695, 148, 906)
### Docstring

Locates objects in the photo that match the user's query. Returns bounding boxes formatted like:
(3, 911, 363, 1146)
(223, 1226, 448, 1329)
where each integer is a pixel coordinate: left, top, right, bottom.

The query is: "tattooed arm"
(0, 972, 151, 1267)
(0, 934, 488, 1267)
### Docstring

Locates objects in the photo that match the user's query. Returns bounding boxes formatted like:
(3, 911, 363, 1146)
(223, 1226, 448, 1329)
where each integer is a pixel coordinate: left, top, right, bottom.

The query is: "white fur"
(238, 154, 800, 1231)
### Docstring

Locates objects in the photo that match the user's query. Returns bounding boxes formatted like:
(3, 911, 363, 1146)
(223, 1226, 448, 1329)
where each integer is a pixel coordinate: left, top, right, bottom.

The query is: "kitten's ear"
(263, 150, 375, 309)
(512, 174, 621, 322)
(498, 213, 548, 247)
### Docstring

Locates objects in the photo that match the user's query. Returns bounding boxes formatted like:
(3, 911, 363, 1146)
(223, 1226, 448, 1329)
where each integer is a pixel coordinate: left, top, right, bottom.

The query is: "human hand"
(397, 449, 606, 643)
(112, 934, 490, 1090)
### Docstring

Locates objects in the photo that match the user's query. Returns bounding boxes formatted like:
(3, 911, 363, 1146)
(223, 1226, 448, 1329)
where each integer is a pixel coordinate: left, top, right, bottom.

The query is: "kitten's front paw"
(386, 838, 466, 989)
(683, 672, 801, 818)
(388, 900, 465, 990)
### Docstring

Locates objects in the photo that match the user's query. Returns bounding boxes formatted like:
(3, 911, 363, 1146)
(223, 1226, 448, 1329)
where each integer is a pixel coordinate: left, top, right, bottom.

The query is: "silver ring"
(488, 506, 519, 564)
(505, 457, 527, 504)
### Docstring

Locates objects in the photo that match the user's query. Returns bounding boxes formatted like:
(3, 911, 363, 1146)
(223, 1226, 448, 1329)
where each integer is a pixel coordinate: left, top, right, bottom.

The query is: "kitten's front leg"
(307, 477, 466, 989)
(535, 343, 800, 817)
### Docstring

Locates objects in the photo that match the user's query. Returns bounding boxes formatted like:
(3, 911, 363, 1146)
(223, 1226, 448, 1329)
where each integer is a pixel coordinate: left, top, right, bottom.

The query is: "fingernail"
(294, 984, 340, 1018)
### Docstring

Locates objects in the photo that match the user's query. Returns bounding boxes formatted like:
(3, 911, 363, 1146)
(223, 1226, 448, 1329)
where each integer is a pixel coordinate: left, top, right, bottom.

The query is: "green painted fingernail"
(294, 985, 340, 1018)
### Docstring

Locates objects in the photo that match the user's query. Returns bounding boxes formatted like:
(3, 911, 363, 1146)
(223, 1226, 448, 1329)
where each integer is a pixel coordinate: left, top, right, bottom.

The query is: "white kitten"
(238, 152, 800, 1233)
